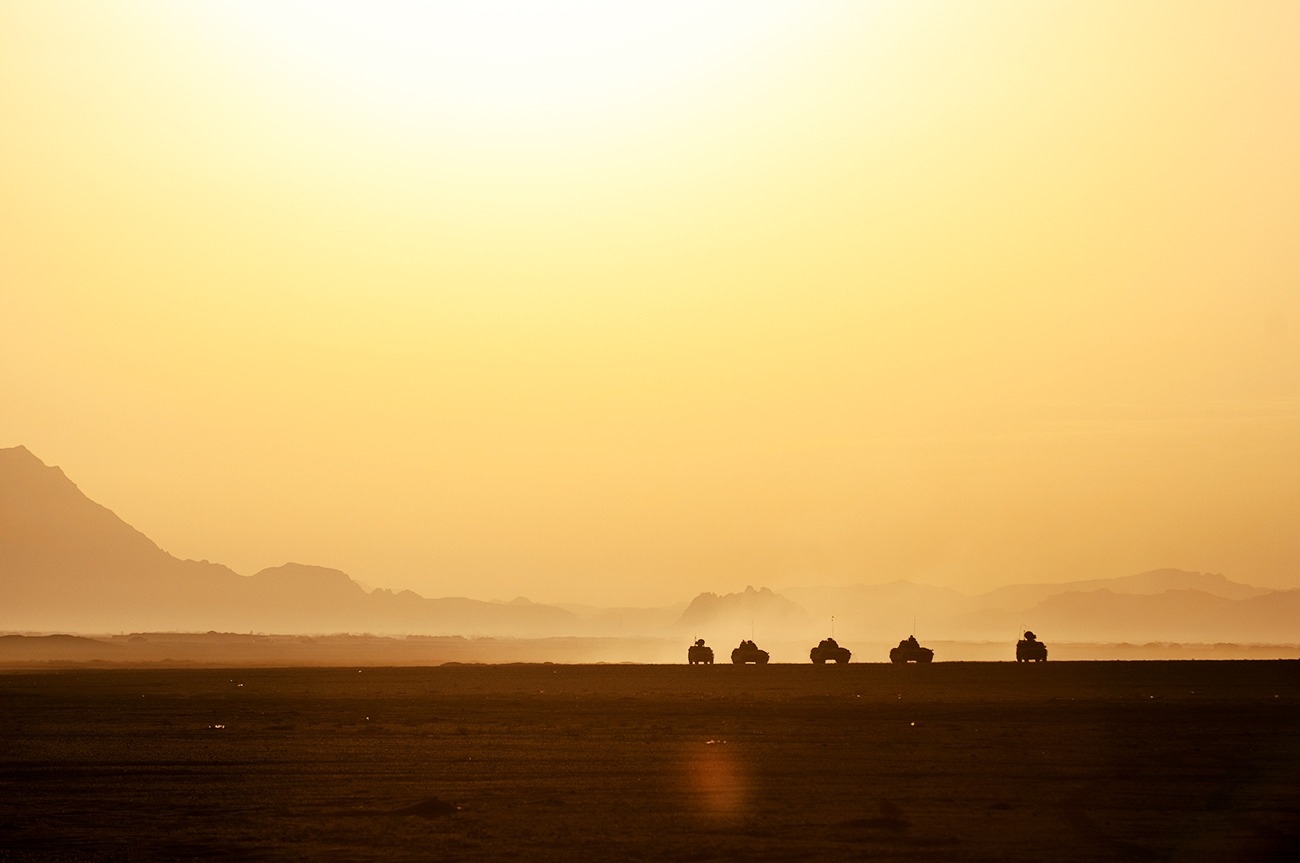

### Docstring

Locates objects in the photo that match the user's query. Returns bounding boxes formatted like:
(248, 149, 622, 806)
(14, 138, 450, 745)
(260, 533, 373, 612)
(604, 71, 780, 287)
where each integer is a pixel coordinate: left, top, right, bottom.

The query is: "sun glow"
(191, 1, 807, 130)
(7, 0, 1299, 606)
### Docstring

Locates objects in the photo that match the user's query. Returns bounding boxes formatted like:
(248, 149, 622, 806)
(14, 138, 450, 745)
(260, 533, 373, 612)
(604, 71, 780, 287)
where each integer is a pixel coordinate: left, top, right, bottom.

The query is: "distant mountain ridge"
(766, 572, 1296, 644)
(2, 445, 1296, 644)
(678, 586, 810, 637)
(0, 446, 577, 635)
(965, 569, 1272, 612)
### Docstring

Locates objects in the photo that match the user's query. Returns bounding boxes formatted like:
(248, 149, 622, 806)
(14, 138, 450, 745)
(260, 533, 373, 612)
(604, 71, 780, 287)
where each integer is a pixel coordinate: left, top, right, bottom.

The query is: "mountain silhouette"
(676, 585, 811, 639)
(2, 445, 1295, 645)
(1, 445, 247, 631)
(0, 446, 575, 635)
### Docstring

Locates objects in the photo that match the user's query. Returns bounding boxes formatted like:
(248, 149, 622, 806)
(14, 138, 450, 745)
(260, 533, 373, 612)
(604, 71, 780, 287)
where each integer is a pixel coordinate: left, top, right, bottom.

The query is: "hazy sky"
(4, 1, 1298, 605)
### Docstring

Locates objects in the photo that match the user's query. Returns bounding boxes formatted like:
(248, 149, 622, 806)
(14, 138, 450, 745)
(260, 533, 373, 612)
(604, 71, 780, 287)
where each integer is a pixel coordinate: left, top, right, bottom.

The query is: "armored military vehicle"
(809, 637, 851, 664)
(730, 640, 770, 664)
(1016, 631, 1048, 662)
(889, 635, 934, 664)
(687, 639, 715, 664)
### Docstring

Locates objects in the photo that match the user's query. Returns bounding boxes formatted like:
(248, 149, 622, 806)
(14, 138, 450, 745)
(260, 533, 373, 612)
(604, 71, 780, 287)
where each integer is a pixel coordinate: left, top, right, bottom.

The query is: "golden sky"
(4, 1, 1298, 605)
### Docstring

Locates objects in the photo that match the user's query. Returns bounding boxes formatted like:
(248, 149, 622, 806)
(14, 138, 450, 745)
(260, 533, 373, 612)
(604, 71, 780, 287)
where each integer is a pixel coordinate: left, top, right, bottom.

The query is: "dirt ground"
(2, 662, 1297, 862)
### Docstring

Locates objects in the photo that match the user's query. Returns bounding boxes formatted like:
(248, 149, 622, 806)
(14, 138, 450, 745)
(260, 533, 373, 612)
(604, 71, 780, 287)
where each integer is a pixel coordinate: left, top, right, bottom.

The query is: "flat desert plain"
(2, 662, 1298, 862)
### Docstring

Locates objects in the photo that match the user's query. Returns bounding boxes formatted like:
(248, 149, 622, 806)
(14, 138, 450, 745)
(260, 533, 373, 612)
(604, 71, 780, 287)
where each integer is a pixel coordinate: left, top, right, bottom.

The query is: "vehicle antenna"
(831, 615, 835, 638)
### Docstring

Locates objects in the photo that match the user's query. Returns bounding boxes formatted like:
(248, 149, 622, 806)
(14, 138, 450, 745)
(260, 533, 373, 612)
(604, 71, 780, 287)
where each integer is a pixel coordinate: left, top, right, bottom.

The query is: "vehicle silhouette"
(889, 635, 933, 664)
(809, 637, 851, 664)
(1016, 630, 1048, 662)
(687, 639, 714, 664)
(730, 640, 770, 664)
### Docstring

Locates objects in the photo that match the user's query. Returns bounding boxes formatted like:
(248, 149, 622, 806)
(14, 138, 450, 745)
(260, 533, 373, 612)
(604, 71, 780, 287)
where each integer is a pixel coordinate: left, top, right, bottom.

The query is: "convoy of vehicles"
(684, 630, 1045, 664)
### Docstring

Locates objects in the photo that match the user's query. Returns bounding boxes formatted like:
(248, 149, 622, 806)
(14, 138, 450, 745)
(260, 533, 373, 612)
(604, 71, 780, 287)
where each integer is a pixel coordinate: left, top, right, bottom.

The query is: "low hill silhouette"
(769, 572, 1296, 645)
(965, 569, 1272, 612)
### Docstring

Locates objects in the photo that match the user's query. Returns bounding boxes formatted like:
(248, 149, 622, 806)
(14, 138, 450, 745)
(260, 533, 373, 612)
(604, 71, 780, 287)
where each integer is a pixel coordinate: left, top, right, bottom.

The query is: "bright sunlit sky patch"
(3, 1, 1299, 604)
(200, 1, 808, 122)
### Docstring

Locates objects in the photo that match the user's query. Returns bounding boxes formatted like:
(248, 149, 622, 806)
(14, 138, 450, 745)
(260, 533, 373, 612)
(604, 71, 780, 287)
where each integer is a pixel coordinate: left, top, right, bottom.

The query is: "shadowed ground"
(1, 662, 1297, 862)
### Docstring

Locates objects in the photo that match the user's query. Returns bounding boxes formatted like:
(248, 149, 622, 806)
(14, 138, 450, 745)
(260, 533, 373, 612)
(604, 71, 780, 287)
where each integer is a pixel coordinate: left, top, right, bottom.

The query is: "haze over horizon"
(4, 1, 1298, 608)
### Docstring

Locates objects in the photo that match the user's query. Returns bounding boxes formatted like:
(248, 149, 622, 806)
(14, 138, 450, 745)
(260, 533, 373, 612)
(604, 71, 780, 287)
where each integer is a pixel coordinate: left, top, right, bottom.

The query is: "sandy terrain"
(2, 662, 1297, 862)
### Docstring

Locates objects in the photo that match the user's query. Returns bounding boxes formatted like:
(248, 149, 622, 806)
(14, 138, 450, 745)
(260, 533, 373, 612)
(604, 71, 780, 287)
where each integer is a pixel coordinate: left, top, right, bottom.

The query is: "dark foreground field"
(2, 663, 1298, 862)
